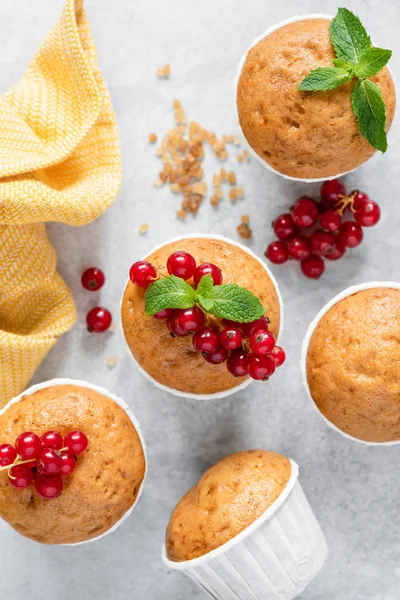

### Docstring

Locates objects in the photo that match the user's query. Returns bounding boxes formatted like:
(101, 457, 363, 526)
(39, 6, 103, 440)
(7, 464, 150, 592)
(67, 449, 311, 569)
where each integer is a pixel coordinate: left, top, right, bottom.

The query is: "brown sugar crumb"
(106, 356, 118, 369)
(210, 194, 220, 207)
(237, 154, 244, 164)
(243, 150, 250, 162)
(233, 135, 241, 146)
(227, 171, 237, 185)
(148, 133, 157, 144)
(139, 223, 149, 235)
(229, 186, 245, 202)
(157, 64, 171, 78)
(176, 209, 187, 220)
(241, 214, 250, 225)
(237, 215, 252, 239)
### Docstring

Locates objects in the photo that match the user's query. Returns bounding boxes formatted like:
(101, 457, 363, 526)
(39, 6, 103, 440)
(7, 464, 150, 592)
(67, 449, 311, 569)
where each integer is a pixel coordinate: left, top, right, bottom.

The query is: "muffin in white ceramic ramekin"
(0, 378, 147, 545)
(301, 282, 400, 445)
(121, 234, 284, 400)
(162, 450, 328, 600)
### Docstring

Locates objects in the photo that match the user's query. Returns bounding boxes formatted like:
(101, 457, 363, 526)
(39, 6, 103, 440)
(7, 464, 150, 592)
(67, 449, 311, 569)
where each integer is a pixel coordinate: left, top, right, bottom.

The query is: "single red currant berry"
(265, 241, 288, 264)
(152, 308, 173, 320)
(337, 221, 363, 248)
(273, 213, 297, 241)
(64, 431, 88, 456)
(241, 316, 270, 338)
(40, 431, 63, 451)
(167, 312, 189, 337)
(319, 210, 341, 232)
(129, 261, 157, 288)
(203, 345, 228, 365)
(192, 328, 220, 353)
(176, 307, 205, 333)
(34, 473, 63, 500)
(288, 236, 311, 261)
(37, 448, 62, 475)
(320, 179, 346, 209)
(15, 432, 41, 460)
(352, 191, 370, 211)
(292, 197, 320, 228)
(324, 243, 346, 261)
(167, 252, 196, 280)
(271, 346, 286, 367)
(247, 354, 276, 380)
(8, 465, 33, 489)
(86, 307, 112, 333)
(81, 267, 105, 291)
(250, 329, 276, 356)
(193, 263, 223, 287)
(220, 327, 243, 350)
(300, 254, 325, 279)
(311, 229, 336, 256)
(227, 350, 249, 377)
(0, 444, 17, 467)
(60, 453, 76, 477)
(354, 200, 381, 227)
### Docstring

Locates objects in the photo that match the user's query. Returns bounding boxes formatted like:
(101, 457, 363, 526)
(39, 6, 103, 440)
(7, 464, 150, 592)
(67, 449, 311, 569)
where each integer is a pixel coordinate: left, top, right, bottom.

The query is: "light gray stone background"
(1, 0, 399, 598)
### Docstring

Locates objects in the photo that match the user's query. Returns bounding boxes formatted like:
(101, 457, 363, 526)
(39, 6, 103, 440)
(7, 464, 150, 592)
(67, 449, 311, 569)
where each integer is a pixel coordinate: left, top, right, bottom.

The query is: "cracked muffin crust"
(0, 384, 146, 544)
(237, 18, 396, 179)
(166, 450, 291, 561)
(306, 288, 400, 442)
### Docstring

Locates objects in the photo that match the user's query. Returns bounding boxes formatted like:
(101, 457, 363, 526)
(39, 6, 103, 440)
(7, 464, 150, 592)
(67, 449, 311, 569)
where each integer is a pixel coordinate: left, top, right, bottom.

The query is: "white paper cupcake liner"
(233, 13, 382, 183)
(121, 234, 284, 401)
(0, 378, 147, 545)
(301, 281, 400, 446)
(162, 459, 328, 600)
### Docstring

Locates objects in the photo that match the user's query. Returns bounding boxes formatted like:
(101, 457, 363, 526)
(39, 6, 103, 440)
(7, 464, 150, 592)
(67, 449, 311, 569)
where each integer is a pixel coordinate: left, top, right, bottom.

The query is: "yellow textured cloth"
(0, 0, 122, 408)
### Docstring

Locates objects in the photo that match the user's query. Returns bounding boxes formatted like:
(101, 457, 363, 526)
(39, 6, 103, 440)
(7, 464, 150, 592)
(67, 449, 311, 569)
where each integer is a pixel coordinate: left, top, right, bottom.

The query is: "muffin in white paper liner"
(121, 234, 284, 401)
(301, 282, 400, 446)
(0, 378, 147, 545)
(162, 460, 328, 600)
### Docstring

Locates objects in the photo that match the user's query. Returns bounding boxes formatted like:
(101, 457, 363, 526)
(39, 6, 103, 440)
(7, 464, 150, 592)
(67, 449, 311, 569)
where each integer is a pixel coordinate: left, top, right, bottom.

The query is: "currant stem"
(0, 458, 36, 473)
(335, 192, 358, 216)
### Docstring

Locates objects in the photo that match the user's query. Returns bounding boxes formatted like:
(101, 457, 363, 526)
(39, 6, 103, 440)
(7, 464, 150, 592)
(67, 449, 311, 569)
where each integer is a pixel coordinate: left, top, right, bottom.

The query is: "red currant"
(301, 254, 325, 279)
(354, 200, 380, 227)
(288, 236, 311, 261)
(193, 328, 220, 353)
(292, 197, 320, 228)
(337, 221, 363, 248)
(60, 453, 76, 477)
(273, 213, 297, 241)
(265, 241, 288, 264)
(86, 307, 112, 333)
(129, 261, 157, 288)
(15, 432, 41, 460)
(325, 243, 346, 261)
(241, 317, 269, 338)
(227, 349, 249, 377)
(81, 267, 105, 291)
(271, 346, 286, 367)
(247, 354, 276, 380)
(34, 473, 63, 500)
(167, 252, 196, 280)
(167, 312, 189, 337)
(320, 179, 346, 209)
(64, 431, 88, 456)
(311, 229, 335, 256)
(250, 329, 275, 356)
(319, 210, 341, 232)
(37, 448, 62, 475)
(203, 345, 228, 364)
(40, 431, 63, 451)
(220, 327, 242, 350)
(0, 444, 17, 467)
(352, 191, 370, 211)
(152, 308, 173, 320)
(176, 307, 205, 333)
(193, 263, 223, 287)
(8, 465, 33, 489)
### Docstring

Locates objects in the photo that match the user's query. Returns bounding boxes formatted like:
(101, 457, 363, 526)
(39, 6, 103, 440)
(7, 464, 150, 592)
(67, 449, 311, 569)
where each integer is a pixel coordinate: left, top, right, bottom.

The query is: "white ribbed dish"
(301, 281, 400, 446)
(233, 13, 381, 183)
(0, 378, 147, 545)
(162, 460, 328, 599)
(121, 234, 284, 401)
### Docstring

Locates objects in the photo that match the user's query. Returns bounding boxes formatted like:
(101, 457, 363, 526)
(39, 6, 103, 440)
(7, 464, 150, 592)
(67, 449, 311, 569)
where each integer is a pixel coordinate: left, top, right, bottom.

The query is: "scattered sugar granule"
(241, 214, 250, 225)
(243, 149, 250, 161)
(107, 356, 117, 369)
(229, 186, 245, 202)
(148, 133, 157, 144)
(210, 194, 220, 207)
(108, 323, 116, 333)
(237, 154, 244, 164)
(176, 209, 187, 220)
(227, 171, 237, 185)
(237, 215, 252, 239)
(157, 64, 171, 78)
(139, 223, 149, 235)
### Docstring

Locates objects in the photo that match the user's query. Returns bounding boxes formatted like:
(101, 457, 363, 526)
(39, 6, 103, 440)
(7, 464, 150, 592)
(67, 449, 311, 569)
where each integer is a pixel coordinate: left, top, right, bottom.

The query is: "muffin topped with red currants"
(121, 236, 284, 398)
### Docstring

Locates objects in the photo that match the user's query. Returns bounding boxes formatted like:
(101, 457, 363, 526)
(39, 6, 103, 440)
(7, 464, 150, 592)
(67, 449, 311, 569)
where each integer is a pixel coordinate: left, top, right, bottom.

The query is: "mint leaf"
(354, 47, 392, 79)
(333, 58, 354, 74)
(299, 67, 353, 92)
(351, 79, 387, 152)
(144, 275, 195, 315)
(197, 284, 265, 323)
(330, 8, 371, 64)
(194, 274, 214, 298)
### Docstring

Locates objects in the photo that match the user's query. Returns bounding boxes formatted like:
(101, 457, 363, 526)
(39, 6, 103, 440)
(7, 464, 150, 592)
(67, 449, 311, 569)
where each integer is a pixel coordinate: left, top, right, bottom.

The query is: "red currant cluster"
(81, 267, 112, 333)
(130, 251, 285, 381)
(265, 179, 381, 279)
(0, 430, 88, 500)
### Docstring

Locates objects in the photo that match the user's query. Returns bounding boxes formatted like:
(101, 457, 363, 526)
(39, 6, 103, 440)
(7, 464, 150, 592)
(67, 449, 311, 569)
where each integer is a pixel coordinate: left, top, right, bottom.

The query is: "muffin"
(236, 17, 396, 179)
(121, 235, 283, 399)
(163, 450, 328, 600)
(304, 285, 400, 443)
(0, 380, 146, 544)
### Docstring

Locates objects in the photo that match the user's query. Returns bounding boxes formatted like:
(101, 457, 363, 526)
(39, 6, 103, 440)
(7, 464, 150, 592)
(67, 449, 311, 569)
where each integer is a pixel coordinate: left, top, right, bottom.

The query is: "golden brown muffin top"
(306, 288, 400, 442)
(237, 18, 396, 179)
(166, 450, 291, 561)
(0, 384, 146, 544)
(121, 237, 280, 396)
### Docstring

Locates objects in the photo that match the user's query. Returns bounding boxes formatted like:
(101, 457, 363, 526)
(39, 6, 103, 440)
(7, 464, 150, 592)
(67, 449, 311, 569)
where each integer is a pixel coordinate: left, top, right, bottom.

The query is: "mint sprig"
(298, 8, 392, 152)
(145, 275, 195, 315)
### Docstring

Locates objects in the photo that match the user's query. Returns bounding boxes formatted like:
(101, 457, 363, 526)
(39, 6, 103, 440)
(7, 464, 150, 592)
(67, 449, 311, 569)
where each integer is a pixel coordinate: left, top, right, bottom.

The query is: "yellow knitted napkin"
(0, 0, 122, 408)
